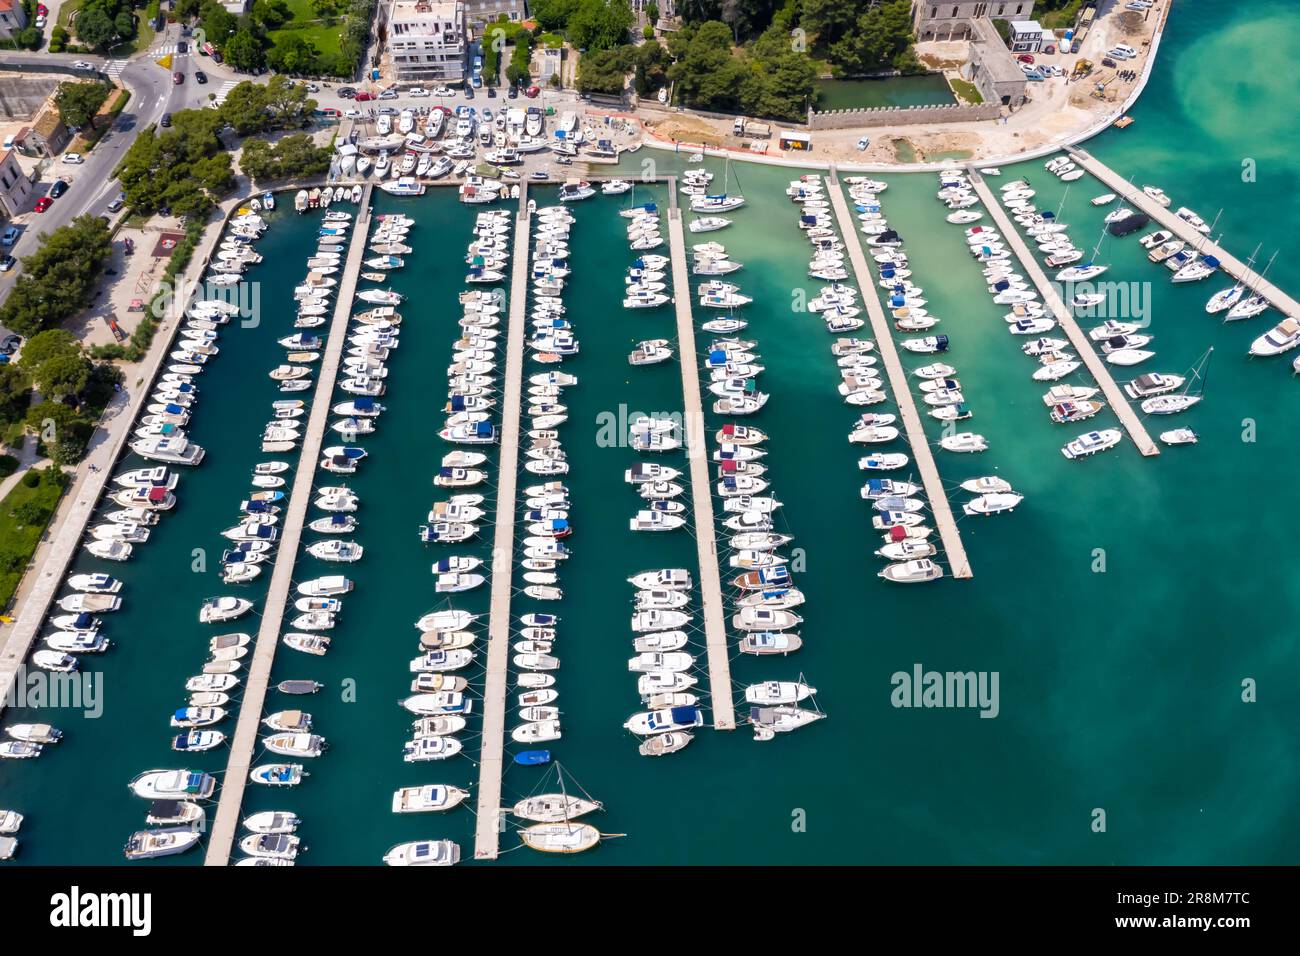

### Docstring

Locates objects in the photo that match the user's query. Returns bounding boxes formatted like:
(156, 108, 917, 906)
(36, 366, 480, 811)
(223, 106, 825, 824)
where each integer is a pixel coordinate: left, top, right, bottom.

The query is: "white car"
(72, 61, 95, 70)
(433, 87, 454, 97)
(61, 152, 84, 165)
(344, 108, 364, 118)
(408, 88, 430, 98)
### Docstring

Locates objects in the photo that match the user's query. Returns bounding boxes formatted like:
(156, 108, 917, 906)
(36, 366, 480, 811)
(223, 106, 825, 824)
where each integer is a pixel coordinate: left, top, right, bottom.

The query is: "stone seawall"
(808, 102, 1001, 130)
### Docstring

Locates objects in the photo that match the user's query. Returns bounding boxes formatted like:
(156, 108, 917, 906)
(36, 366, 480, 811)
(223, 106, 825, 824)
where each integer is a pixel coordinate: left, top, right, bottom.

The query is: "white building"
(1007, 19, 1053, 53)
(385, 0, 468, 85)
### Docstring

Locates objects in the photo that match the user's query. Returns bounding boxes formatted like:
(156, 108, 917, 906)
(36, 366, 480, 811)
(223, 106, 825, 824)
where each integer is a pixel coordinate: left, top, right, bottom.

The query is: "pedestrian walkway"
(212, 81, 240, 107)
(150, 45, 190, 59)
(101, 59, 126, 79)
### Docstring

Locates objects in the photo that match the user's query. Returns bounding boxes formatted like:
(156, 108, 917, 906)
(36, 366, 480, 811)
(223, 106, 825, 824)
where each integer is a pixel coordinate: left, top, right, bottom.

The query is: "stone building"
(0, 149, 34, 219)
(0, 0, 28, 40)
(911, 1, 1036, 41)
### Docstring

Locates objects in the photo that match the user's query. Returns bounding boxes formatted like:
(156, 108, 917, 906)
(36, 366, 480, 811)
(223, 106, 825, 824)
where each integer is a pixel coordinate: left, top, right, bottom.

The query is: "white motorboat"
(878, 559, 943, 583)
(392, 785, 471, 814)
(1062, 429, 1122, 460)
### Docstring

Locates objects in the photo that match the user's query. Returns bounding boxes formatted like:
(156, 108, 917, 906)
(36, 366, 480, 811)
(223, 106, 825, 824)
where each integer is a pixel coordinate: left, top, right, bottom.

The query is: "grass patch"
(270, 24, 345, 58)
(1039, 0, 1083, 30)
(948, 76, 983, 104)
(0, 467, 69, 610)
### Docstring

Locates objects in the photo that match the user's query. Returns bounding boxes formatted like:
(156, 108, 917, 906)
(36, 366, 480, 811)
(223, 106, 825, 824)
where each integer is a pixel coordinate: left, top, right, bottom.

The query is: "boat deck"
(826, 174, 973, 579)
(1065, 146, 1300, 320)
(667, 178, 736, 731)
(204, 184, 375, 865)
(472, 183, 529, 861)
(967, 172, 1160, 457)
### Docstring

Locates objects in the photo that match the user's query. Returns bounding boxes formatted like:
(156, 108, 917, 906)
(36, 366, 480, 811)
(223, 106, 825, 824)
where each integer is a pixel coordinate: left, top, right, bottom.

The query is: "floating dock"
(204, 185, 374, 865)
(826, 175, 973, 579)
(472, 183, 530, 861)
(666, 179, 736, 731)
(968, 172, 1160, 457)
(1065, 146, 1300, 319)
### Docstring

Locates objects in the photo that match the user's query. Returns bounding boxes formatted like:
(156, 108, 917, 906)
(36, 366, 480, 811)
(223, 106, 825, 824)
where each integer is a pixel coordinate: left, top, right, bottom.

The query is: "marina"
(967, 174, 1160, 458)
(826, 175, 973, 579)
(5, 0, 1300, 868)
(203, 186, 375, 866)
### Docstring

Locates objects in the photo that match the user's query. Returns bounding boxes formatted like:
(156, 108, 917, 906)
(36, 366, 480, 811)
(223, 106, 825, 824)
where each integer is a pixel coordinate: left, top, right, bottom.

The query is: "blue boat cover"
(514, 750, 552, 765)
(449, 395, 467, 411)
(474, 422, 494, 437)
(670, 706, 699, 724)
(354, 397, 376, 411)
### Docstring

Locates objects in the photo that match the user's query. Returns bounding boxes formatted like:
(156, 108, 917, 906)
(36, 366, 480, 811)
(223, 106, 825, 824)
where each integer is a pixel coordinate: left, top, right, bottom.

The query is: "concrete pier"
(826, 176, 973, 579)
(1065, 146, 1300, 319)
(204, 185, 374, 865)
(472, 183, 529, 860)
(968, 174, 1160, 457)
(667, 180, 736, 731)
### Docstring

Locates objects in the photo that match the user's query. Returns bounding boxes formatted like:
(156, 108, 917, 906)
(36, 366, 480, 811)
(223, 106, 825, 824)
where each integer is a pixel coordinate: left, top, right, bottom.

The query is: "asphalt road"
(0, 28, 205, 312)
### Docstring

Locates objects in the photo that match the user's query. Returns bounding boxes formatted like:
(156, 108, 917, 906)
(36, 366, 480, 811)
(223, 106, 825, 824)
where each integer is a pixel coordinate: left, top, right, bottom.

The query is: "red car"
(35, 197, 53, 213)
(1017, 54, 1035, 64)
(524, 85, 540, 98)
(173, 71, 184, 84)
(354, 91, 375, 101)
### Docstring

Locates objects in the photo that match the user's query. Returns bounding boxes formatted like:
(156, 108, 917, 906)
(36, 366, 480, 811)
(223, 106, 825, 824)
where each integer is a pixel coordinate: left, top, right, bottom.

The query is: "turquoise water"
(815, 75, 956, 111)
(4, 0, 1300, 865)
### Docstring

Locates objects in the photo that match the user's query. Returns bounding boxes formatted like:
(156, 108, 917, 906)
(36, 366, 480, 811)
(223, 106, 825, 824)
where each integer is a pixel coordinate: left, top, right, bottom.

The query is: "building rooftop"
(1009, 19, 1043, 32)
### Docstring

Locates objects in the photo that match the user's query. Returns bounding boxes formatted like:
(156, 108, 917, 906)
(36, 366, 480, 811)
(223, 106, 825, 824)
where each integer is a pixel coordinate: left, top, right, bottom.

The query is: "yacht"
(124, 827, 202, 860)
(1249, 317, 1300, 356)
(384, 839, 461, 866)
(392, 784, 471, 814)
(963, 492, 1024, 515)
(129, 769, 216, 800)
(1124, 372, 1184, 398)
(1061, 429, 1123, 460)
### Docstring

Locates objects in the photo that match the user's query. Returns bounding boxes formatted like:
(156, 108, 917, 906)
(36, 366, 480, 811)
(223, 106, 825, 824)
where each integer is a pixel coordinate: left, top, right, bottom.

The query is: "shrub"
(21, 470, 40, 488)
(0, 455, 17, 478)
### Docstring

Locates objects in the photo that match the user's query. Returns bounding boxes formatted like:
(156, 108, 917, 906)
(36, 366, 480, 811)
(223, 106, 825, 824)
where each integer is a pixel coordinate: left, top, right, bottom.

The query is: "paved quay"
(666, 178, 736, 731)
(473, 183, 530, 861)
(969, 173, 1159, 457)
(826, 175, 973, 579)
(204, 185, 374, 865)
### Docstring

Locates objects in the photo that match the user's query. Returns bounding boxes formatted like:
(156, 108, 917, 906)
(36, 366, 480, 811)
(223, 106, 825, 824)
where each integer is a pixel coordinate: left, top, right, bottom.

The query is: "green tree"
(569, 0, 635, 51)
(0, 217, 112, 338)
(199, 1, 239, 48)
(530, 0, 581, 32)
(828, 0, 916, 75)
(75, 7, 117, 51)
(54, 81, 113, 129)
(576, 45, 632, 94)
(224, 27, 268, 72)
(253, 0, 292, 28)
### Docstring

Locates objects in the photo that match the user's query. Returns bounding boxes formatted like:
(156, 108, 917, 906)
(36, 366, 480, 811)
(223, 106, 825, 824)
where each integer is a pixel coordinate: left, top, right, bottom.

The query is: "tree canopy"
(239, 133, 332, 183)
(0, 217, 113, 339)
(54, 81, 114, 129)
(115, 109, 235, 218)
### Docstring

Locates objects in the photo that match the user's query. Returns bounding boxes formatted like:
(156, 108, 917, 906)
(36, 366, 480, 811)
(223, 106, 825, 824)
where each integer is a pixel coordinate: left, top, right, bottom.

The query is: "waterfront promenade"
(826, 175, 973, 579)
(968, 173, 1159, 457)
(204, 186, 374, 865)
(666, 179, 736, 731)
(472, 184, 530, 861)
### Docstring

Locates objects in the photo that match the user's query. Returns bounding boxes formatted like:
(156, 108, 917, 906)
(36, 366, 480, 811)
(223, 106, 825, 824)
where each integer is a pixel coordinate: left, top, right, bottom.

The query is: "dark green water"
(4, 0, 1300, 864)
(816, 75, 956, 111)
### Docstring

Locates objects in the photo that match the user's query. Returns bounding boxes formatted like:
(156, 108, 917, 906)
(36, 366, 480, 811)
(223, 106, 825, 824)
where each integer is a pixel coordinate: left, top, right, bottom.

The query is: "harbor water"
(2, 0, 1299, 864)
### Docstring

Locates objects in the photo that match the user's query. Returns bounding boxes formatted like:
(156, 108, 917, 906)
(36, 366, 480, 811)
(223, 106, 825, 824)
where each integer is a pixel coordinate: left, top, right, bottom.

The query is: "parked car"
(195, 70, 208, 84)
(0, 334, 21, 354)
(354, 91, 375, 101)
(1044, 44, 1056, 55)
(0, 256, 15, 274)
(344, 108, 364, 118)
(1017, 54, 1035, 64)
(49, 179, 69, 198)
(464, 85, 475, 99)
(507, 85, 518, 99)
(35, 197, 53, 213)
(161, 113, 173, 127)
(1101, 57, 1118, 68)
(173, 71, 184, 85)
(338, 86, 358, 97)
(525, 85, 540, 98)
(433, 86, 454, 97)
(408, 87, 430, 97)
(378, 88, 398, 100)
(107, 197, 125, 213)
(1, 226, 18, 245)
(62, 152, 84, 165)
(487, 86, 497, 98)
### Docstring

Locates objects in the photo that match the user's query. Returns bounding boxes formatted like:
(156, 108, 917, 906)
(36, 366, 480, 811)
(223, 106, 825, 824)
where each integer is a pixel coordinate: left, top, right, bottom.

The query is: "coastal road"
(0, 28, 200, 309)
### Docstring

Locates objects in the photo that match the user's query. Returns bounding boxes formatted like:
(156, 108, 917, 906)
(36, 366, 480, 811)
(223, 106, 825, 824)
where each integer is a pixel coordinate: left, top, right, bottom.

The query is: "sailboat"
(1205, 244, 1261, 314)
(690, 157, 745, 213)
(1140, 347, 1211, 415)
(1224, 250, 1277, 321)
